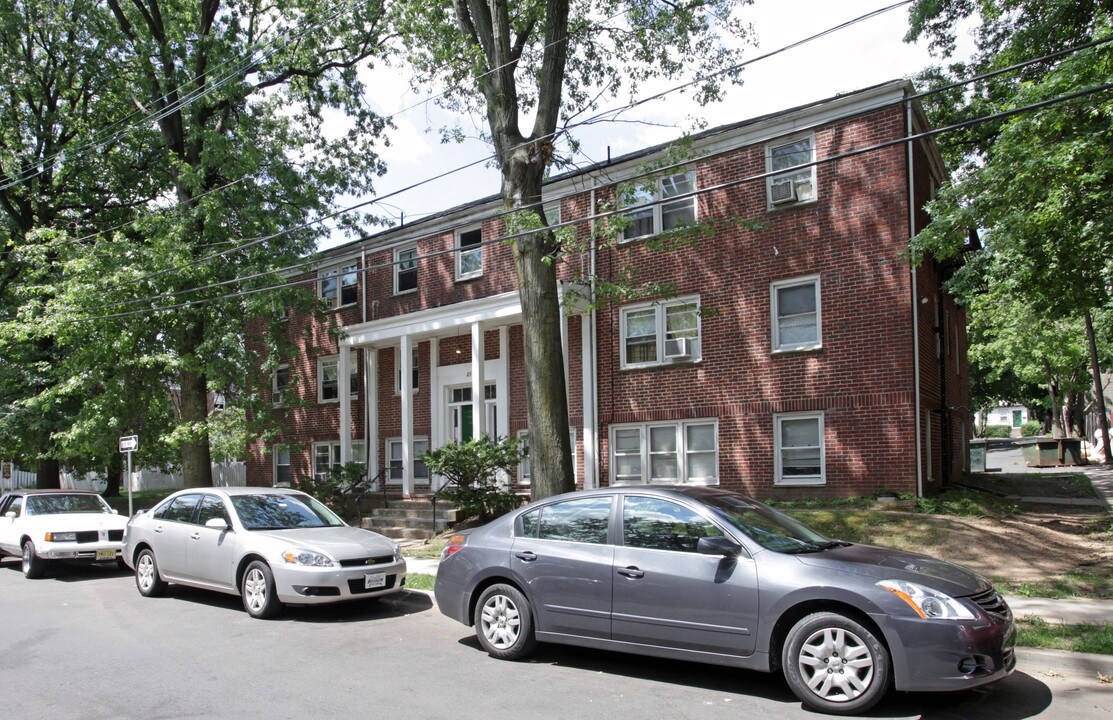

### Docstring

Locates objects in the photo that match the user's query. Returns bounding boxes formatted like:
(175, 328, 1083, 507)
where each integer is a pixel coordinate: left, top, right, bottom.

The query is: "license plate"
(95, 549, 115, 561)
(364, 572, 386, 589)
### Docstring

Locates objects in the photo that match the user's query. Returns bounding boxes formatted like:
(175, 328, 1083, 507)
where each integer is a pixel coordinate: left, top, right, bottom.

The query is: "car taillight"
(441, 535, 467, 560)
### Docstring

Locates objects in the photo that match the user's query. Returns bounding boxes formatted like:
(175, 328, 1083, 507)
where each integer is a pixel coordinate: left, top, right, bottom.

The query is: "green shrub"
(423, 436, 525, 522)
(1020, 420, 1042, 436)
(983, 424, 1012, 438)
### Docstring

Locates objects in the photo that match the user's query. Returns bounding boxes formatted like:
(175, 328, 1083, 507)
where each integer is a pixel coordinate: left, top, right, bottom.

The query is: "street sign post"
(119, 435, 138, 516)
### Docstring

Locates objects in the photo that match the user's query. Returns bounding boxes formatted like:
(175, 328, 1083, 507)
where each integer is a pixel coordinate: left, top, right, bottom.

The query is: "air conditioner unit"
(664, 337, 693, 359)
(770, 178, 797, 205)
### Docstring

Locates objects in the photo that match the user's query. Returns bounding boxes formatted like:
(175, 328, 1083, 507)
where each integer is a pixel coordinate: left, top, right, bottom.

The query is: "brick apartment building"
(246, 79, 970, 500)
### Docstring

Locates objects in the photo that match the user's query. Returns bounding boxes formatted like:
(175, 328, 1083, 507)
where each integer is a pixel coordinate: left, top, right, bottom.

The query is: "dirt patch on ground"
(907, 508, 1112, 590)
(959, 472, 1097, 499)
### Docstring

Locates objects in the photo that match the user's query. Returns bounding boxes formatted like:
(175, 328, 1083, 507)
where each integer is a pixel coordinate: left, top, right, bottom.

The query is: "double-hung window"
(318, 355, 359, 403)
(313, 440, 366, 480)
(319, 263, 358, 308)
(272, 365, 290, 407)
(620, 296, 700, 368)
(273, 446, 291, 486)
(386, 438, 429, 482)
(774, 412, 825, 485)
(766, 134, 816, 208)
(772, 276, 821, 352)
(395, 245, 417, 295)
(621, 171, 697, 241)
(456, 226, 483, 279)
(610, 420, 718, 485)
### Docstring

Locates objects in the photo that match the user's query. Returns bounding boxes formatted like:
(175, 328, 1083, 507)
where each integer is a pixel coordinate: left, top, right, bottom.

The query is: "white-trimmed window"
(620, 296, 701, 368)
(774, 412, 825, 486)
(766, 134, 816, 208)
(456, 226, 483, 279)
(313, 440, 366, 480)
(318, 355, 359, 403)
(273, 446, 291, 486)
(394, 345, 419, 395)
(395, 245, 417, 295)
(772, 276, 821, 352)
(272, 364, 290, 407)
(621, 171, 696, 241)
(319, 263, 358, 308)
(543, 202, 561, 227)
(609, 420, 718, 485)
(518, 429, 576, 485)
(386, 438, 429, 482)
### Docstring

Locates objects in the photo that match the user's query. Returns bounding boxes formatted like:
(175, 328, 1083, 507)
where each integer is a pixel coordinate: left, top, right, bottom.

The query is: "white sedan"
(123, 486, 407, 618)
(0, 490, 129, 578)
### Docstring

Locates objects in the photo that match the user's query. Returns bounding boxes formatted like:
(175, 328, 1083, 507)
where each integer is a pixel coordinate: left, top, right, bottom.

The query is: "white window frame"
(620, 170, 697, 242)
(455, 225, 483, 280)
(272, 364, 290, 407)
(608, 420, 718, 486)
(774, 412, 825, 486)
(765, 133, 817, 209)
(317, 355, 359, 404)
(394, 244, 418, 295)
(318, 262, 359, 309)
(313, 439, 366, 481)
(771, 275, 822, 353)
(619, 296, 701, 369)
(386, 437, 430, 482)
(273, 445, 291, 487)
(393, 345, 420, 395)
(518, 428, 576, 485)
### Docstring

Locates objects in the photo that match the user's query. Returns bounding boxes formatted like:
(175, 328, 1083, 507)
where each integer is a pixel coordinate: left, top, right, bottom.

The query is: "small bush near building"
(983, 424, 1013, 438)
(423, 436, 524, 522)
(1021, 420, 1043, 436)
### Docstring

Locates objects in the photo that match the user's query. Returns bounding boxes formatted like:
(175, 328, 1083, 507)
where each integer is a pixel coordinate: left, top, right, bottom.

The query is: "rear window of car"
(518, 496, 611, 544)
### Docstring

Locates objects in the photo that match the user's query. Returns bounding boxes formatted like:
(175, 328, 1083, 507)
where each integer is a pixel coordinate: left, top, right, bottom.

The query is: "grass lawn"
(1016, 616, 1113, 655)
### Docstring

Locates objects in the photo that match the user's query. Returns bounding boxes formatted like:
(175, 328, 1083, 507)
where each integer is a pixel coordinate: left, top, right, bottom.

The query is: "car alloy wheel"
(22, 540, 45, 579)
(135, 549, 167, 597)
(241, 561, 284, 619)
(473, 584, 536, 660)
(783, 612, 890, 715)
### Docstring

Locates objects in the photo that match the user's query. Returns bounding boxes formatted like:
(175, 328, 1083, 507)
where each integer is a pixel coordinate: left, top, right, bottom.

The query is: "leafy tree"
(392, 0, 754, 499)
(907, 2, 1113, 450)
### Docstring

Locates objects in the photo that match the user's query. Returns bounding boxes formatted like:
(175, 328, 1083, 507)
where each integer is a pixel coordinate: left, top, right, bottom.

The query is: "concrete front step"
(362, 524, 437, 541)
(359, 497, 456, 542)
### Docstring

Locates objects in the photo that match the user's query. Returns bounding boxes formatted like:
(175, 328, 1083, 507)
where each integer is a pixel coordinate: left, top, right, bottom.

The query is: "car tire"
(241, 561, 284, 619)
(21, 539, 46, 579)
(473, 583, 537, 660)
(135, 548, 168, 597)
(782, 611, 891, 715)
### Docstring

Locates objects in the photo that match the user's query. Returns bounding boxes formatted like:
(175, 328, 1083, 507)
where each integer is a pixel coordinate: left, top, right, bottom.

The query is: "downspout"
(907, 96, 924, 498)
(361, 247, 370, 467)
(589, 187, 600, 490)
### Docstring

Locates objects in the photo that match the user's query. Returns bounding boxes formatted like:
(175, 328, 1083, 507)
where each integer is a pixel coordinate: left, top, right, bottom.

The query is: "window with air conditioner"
(318, 262, 359, 308)
(318, 354, 359, 403)
(620, 296, 701, 369)
(272, 365, 290, 407)
(766, 134, 816, 209)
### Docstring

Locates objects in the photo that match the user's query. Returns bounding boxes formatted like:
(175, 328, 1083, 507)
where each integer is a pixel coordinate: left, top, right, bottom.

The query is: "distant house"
(976, 405, 1030, 435)
(246, 80, 969, 499)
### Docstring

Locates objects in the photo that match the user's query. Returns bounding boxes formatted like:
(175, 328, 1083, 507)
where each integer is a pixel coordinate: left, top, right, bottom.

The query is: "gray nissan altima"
(434, 486, 1015, 715)
(123, 486, 406, 618)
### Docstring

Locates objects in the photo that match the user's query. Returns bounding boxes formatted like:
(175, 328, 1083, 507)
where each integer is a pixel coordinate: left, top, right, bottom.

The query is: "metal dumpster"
(1014, 437, 1086, 467)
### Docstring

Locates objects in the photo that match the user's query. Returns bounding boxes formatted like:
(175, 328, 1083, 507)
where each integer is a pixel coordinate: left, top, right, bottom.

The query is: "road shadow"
(452, 635, 1053, 719)
(0, 555, 130, 583)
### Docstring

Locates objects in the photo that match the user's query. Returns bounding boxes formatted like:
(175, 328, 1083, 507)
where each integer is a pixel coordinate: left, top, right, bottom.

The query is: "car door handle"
(513, 551, 536, 562)
(154, 526, 164, 534)
(617, 566, 644, 579)
(190, 532, 201, 540)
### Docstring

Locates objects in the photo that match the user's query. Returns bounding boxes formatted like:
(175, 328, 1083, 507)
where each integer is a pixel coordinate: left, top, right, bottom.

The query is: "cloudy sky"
(321, 0, 972, 249)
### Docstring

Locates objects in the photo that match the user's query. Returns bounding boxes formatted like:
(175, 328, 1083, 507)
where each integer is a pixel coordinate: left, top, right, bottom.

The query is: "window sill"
(771, 345, 822, 356)
(394, 288, 417, 297)
(774, 477, 826, 487)
(319, 396, 360, 405)
(455, 272, 483, 282)
(323, 302, 358, 313)
(766, 197, 818, 213)
(620, 358, 702, 371)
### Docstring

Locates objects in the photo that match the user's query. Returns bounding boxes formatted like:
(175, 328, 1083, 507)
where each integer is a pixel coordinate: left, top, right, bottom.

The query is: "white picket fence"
(1, 462, 246, 494)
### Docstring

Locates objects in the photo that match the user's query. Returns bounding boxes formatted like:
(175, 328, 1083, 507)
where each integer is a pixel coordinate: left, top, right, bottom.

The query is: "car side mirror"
(111, 509, 119, 515)
(205, 517, 231, 531)
(3, 511, 15, 519)
(697, 536, 743, 558)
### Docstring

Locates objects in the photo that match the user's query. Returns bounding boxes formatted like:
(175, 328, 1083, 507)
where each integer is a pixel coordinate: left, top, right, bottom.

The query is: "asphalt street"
(1, 558, 1109, 720)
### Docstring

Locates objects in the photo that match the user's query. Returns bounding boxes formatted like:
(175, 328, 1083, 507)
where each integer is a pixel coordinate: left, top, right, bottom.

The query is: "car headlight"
(281, 549, 335, 567)
(393, 543, 403, 563)
(878, 579, 976, 620)
(45, 532, 77, 542)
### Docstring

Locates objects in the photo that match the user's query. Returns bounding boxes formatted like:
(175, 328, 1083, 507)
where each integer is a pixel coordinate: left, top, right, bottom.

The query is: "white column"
(400, 335, 414, 496)
(581, 315, 596, 489)
(367, 348, 379, 486)
(339, 346, 352, 464)
(471, 322, 485, 438)
(496, 326, 509, 441)
(429, 337, 442, 489)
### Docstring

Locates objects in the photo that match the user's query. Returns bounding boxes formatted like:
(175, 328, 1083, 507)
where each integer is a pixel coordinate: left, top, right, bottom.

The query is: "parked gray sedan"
(123, 487, 406, 618)
(434, 486, 1015, 715)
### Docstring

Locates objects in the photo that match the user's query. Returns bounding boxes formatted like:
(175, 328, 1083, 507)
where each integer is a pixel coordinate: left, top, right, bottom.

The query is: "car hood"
(23, 513, 129, 532)
(794, 543, 991, 597)
(251, 526, 396, 560)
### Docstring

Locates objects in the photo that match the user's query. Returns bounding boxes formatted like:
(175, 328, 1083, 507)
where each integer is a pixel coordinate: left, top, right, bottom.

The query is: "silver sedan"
(123, 486, 406, 618)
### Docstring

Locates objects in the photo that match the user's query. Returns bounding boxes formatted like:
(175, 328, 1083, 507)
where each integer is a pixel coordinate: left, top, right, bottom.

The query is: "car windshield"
(700, 493, 834, 553)
(25, 494, 111, 515)
(229, 493, 343, 531)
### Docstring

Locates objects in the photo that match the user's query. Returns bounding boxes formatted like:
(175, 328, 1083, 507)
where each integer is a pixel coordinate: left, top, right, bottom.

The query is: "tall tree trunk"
(1043, 360, 1066, 438)
(103, 451, 122, 498)
(35, 457, 60, 490)
(1084, 310, 1111, 462)
(178, 314, 213, 488)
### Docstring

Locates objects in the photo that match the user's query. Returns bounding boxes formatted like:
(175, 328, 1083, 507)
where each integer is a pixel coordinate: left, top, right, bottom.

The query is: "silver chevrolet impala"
(123, 486, 406, 618)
